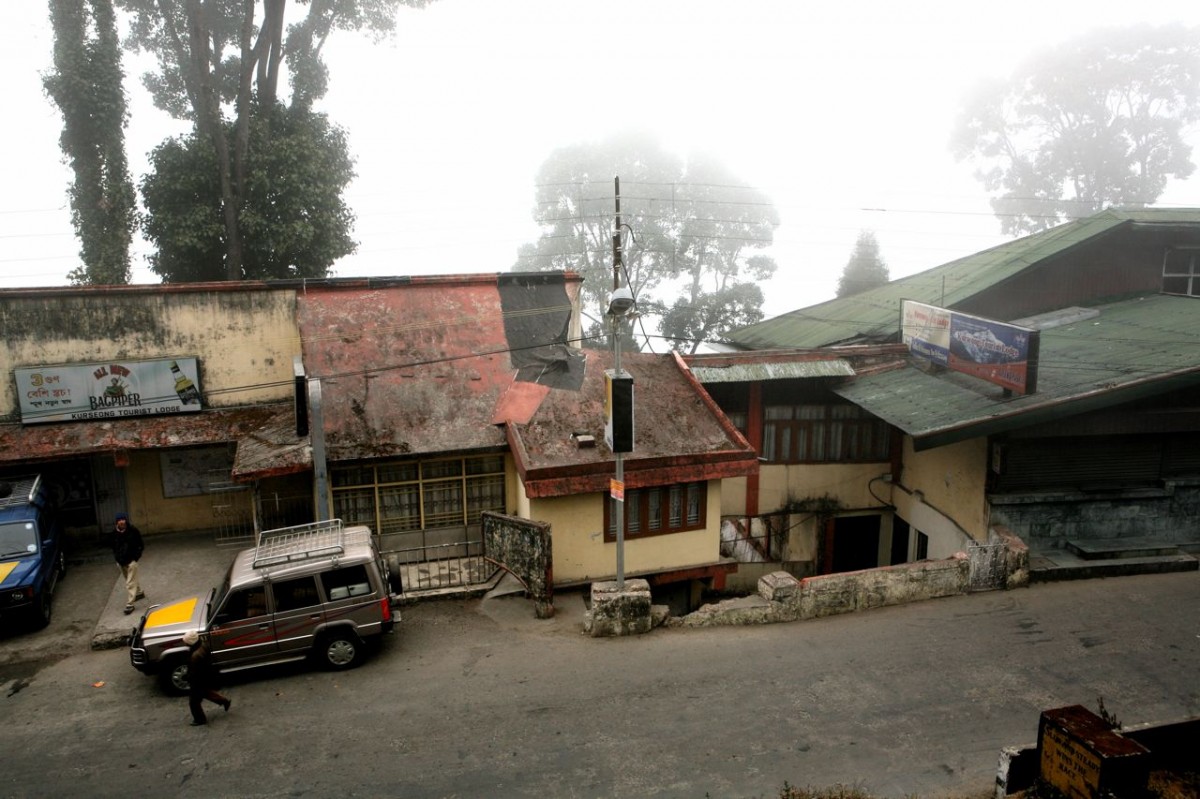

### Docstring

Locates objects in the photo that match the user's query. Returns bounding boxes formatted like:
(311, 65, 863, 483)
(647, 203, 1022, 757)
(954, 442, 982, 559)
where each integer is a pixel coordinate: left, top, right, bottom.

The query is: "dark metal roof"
(834, 294, 1200, 449)
(730, 208, 1200, 350)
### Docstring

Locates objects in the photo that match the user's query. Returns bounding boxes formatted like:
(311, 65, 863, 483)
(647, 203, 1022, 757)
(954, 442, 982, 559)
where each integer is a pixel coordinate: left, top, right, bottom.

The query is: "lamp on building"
(605, 285, 636, 589)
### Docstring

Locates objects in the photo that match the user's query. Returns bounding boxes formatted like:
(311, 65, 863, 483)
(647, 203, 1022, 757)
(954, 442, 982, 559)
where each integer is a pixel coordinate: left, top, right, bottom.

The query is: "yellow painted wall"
(531, 481, 722, 585)
(122, 450, 253, 535)
(896, 436, 989, 552)
(0, 288, 299, 416)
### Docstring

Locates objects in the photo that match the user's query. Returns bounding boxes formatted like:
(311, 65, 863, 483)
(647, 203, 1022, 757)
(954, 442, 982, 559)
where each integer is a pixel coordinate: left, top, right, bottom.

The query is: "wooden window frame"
(762, 403, 890, 463)
(604, 481, 707, 542)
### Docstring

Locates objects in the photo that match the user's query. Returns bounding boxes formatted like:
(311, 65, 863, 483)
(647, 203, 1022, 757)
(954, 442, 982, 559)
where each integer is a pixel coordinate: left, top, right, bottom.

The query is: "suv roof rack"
(253, 519, 346, 569)
(0, 475, 42, 509)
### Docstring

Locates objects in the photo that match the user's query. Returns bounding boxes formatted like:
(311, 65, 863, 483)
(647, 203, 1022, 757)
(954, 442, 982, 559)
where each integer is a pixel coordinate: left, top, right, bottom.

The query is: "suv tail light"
(379, 596, 391, 621)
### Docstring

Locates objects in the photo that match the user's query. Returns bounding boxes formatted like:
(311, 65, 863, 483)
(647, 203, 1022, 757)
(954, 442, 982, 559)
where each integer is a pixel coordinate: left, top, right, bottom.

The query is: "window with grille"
(762, 403, 890, 463)
(331, 455, 506, 533)
(604, 481, 707, 541)
(1163, 248, 1200, 297)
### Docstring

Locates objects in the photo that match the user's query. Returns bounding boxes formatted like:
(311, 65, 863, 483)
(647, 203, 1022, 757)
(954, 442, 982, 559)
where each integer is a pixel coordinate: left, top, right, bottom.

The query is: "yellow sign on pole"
(609, 479, 624, 500)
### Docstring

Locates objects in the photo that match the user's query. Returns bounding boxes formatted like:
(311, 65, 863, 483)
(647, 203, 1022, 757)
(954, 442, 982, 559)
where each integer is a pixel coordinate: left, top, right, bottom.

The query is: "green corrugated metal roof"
(690, 359, 855, 383)
(730, 208, 1200, 350)
(834, 293, 1200, 449)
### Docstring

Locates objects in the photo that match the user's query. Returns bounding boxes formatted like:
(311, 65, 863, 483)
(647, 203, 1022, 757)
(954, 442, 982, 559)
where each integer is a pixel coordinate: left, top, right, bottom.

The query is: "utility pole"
(612, 176, 625, 590)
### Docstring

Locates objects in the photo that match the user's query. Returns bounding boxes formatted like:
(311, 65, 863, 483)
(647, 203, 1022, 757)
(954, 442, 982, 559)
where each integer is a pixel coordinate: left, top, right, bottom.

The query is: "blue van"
(0, 475, 66, 630)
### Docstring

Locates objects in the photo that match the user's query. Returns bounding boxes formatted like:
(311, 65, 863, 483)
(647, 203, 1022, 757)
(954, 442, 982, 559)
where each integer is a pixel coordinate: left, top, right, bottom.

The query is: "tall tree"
(515, 133, 778, 352)
(43, 0, 137, 286)
(836, 231, 889, 297)
(117, 0, 430, 281)
(952, 24, 1200, 236)
(141, 104, 356, 281)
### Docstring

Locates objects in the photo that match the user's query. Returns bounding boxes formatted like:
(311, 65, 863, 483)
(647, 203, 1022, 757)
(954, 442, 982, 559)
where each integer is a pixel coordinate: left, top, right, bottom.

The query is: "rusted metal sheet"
(0, 404, 301, 471)
(296, 275, 582, 463)
(512, 349, 758, 498)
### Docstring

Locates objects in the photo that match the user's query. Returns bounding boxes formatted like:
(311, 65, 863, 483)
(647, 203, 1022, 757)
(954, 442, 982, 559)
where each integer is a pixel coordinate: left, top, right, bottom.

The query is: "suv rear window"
(322, 565, 371, 600)
(272, 576, 321, 612)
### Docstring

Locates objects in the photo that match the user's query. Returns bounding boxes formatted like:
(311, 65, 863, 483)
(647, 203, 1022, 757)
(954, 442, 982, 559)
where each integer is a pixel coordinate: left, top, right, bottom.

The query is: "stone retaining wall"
(672, 553, 972, 628)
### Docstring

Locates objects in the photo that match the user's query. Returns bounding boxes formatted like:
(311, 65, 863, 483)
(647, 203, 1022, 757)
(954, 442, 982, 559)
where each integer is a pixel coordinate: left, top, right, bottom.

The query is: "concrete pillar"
(587, 578, 652, 637)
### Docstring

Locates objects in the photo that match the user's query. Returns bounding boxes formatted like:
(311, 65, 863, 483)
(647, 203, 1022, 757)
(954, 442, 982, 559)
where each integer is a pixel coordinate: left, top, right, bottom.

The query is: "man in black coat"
(111, 511, 145, 614)
(183, 631, 231, 726)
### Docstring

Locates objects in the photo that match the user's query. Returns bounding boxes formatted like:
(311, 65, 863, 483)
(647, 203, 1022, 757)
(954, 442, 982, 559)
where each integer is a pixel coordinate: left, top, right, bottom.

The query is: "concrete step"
(1030, 551, 1198, 583)
(1066, 537, 1183, 561)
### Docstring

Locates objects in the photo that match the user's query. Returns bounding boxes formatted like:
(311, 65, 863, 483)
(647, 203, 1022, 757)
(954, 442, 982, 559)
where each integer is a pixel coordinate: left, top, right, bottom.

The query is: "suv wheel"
(317, 631, 362, 670)
(33, 592, 52, 629)
(159, 655, 191, 695)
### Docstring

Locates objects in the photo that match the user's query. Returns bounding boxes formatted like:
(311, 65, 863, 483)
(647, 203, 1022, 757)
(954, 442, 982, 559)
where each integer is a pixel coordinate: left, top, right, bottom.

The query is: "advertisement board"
(901, 300, 1039, 394)
(15, 357, 203, 424)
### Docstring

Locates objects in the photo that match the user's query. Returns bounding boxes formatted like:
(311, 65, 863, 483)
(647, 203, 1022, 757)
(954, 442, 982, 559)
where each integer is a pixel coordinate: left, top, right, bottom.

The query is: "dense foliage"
(515, 133, 778, 352)
(953, 24, 1200, 236)
(116, 0, 430, 281)
(141, 105, 356, 282)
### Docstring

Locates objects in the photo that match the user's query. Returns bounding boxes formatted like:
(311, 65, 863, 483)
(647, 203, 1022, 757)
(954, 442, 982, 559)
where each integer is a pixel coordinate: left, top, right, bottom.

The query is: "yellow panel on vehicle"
(0, 562, 16, 584)
(145, 597, 198, 628)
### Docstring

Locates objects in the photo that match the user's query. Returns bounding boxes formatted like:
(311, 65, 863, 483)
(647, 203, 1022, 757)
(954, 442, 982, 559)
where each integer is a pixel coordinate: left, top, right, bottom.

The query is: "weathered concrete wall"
(756, 461, 890, 516)
(900, 436, 990, 543)
(481, 511, 553, 618)
(0, 286, 299, 417)
(989, 481, 1200, 550)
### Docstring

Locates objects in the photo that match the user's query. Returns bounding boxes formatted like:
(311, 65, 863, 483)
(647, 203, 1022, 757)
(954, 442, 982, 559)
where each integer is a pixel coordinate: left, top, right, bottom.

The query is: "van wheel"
(317, 632, 362, 670)
(159, 655, 191, 695)
(33, 592, 52, 629)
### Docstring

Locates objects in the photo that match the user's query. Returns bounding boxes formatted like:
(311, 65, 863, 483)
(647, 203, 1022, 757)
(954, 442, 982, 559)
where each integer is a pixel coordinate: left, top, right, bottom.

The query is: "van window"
(272, 576, 321, 613)
(321, 565, 372, 600)
(216, 586, 269, 623)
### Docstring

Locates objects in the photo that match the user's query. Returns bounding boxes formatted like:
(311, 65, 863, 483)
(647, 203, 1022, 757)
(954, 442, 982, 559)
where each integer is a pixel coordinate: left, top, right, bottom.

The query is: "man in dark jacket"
(111, 511, 145, 614)
(183, 630, 231, 726)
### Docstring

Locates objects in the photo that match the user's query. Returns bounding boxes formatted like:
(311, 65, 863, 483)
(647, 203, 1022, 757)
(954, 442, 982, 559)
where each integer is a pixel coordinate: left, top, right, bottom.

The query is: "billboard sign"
(901, 300, 1039, 394)
(15, 357, 203, 425)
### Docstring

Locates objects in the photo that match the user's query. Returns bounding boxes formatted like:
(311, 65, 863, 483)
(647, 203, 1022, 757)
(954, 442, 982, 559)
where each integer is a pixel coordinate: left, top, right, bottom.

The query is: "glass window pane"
(669, 486, 682, 528)
(466, 455, 505, 475)
(422, 460, 462, 480)
(626, 492, 641, 533)
(377, 462, 418, 483)
(422, 481, 463, 528)
(331, 466, 373, 487)
(379, 484, 421, 533)
(465, 475, 505, 523)
(647, 489, 662, 530)
(686, 483, 702, 526)
(332, 488, 376, 529)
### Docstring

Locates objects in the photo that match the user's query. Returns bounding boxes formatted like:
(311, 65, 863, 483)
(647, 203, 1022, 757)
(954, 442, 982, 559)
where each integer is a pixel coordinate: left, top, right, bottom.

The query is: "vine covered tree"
(836, 231, 889, 297)
(43, 0, 137, 286)
(952, 24, 1200, 236)
(117, 0, 431, 281)
(515, 132, 779, 352)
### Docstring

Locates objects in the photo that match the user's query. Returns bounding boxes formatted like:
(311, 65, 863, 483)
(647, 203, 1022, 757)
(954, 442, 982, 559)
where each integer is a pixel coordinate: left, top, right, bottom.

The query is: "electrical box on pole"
(604, 369, 634, 453)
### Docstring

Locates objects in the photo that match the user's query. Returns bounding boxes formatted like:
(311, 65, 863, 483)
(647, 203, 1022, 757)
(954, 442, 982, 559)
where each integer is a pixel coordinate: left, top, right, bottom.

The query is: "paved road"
(0, 565, 1196, 799)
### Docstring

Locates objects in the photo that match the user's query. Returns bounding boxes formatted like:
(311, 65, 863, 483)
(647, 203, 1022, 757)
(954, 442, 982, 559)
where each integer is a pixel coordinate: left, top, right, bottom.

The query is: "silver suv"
(130, 520, 397, 694)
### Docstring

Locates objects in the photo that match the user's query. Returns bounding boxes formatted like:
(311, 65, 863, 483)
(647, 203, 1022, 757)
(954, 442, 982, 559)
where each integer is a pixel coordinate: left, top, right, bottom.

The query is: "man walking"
(183, 631, 231, 726)
(111, 512, 144, 614)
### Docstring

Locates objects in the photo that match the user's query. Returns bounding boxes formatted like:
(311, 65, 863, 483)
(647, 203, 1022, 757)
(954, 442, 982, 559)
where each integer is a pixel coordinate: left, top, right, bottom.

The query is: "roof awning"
(689, 359, 855, 383)
(0, 404, 310, 481)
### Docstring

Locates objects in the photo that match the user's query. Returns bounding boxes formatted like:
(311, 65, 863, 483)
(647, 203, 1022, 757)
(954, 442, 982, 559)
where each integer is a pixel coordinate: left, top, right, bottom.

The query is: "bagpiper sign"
(15, 357, 203, 425)
(900, 299, 1040, 395)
